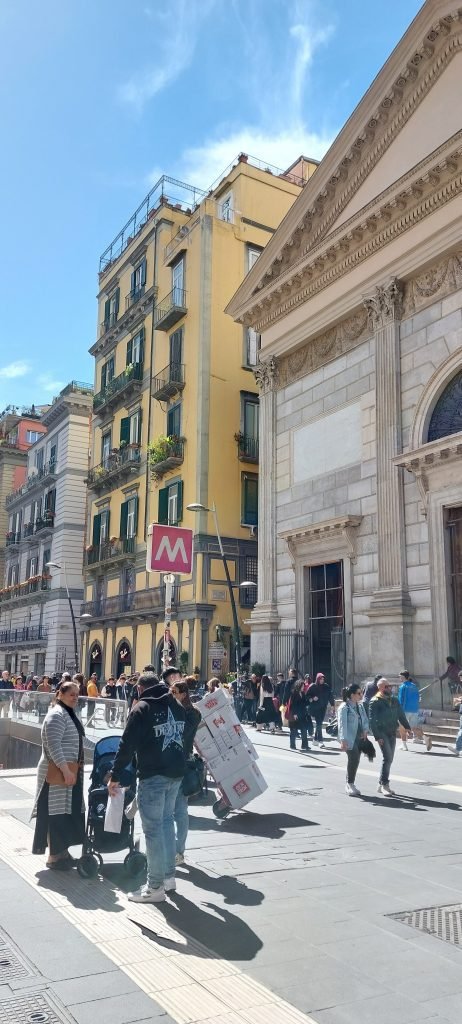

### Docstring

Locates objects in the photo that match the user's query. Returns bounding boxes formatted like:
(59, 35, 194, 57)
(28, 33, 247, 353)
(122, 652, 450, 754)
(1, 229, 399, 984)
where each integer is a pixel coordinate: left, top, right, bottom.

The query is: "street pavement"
(0, 729, 461, 1023)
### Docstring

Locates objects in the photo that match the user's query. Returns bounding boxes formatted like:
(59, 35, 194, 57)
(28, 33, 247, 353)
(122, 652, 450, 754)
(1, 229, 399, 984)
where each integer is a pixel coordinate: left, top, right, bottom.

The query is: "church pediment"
(226, 3, 462, 329)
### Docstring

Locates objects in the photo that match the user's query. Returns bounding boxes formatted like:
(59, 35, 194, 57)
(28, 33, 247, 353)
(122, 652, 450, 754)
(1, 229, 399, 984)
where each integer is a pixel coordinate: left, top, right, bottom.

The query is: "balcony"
(235, 433, 259, 463)
(81, 584, 179, 621)
(154, 288, 187, 331)
(0, 575, 51, 607)
(6, 459, 56, 507)
(125, 285, 145, 311)
(84, 537, 137, 569)
(152, 363, 185, 402)
(93, 362, 143, 415)
(148, 436, 185, 480)
(99, 310, 118, 337)
(0, 626, 48, 648)
(86, 444, 141, 492)
(6, 531, 21, 549)
(35, 512, 55, 535)
(23, 522, 35, 539)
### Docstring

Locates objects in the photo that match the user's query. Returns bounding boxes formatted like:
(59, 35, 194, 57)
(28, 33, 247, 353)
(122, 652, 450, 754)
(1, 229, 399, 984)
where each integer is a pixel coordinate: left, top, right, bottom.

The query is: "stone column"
(200, 617, 210, 680)
(188, 619, 196, 672)
(250, 357, 280, 671)
(363, 278, 413, 671)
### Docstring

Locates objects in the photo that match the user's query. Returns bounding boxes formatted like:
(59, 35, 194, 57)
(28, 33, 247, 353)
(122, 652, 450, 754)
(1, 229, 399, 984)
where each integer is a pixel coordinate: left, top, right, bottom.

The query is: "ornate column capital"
(363, 277, 404, 330)
(254, 356, 278, 394)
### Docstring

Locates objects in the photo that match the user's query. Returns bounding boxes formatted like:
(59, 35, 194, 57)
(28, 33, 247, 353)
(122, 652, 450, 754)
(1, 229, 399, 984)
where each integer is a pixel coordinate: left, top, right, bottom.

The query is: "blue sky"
(0, 0, 422, 409)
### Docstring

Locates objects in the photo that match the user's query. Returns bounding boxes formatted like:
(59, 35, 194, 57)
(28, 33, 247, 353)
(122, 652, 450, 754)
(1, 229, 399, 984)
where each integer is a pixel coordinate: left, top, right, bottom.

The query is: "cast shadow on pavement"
(135, 893, 263, 961)
(191, 810, 318, 840)
(359, 794, 462, 812)
(181, 864, 264, 906)
(35, 865, 127, 911)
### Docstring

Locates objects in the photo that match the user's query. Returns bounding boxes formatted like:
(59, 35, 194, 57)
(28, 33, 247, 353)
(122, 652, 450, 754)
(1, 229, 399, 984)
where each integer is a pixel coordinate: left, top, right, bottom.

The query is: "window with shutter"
(43, 548, 51, 571)
(241, 473, 258, 526)
(129, 410, 141, 445)
(132, 328, 144, 364)
(169, 328, 183, 371)
(167, 403, 181, 437)
(30, 556, 38, 576)
(126, 496, 138, 538)
(100, 509, 110, 543)
(158, 487, 169, 525)
(101, 362, 107, 391)
(119, 417, 130, 445)
(120, 501, 129, 539)
(104, 298, 110, 326)
(102, 432, 111, 466)
(92, 513, 101, 547)
(126, 338, 133, 366)
(114, 288, 120, 315)
(26, 558, 31, 579)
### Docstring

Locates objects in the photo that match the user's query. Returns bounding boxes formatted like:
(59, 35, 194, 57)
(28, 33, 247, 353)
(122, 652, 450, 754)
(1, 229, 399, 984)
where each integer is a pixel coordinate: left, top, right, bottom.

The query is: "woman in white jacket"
(337, 683, 369, 798)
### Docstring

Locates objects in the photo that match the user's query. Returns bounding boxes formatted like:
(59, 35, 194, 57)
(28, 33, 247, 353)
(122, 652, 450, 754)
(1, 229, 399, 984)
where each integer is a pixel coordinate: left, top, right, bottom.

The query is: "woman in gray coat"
(32, 681, 85, 869)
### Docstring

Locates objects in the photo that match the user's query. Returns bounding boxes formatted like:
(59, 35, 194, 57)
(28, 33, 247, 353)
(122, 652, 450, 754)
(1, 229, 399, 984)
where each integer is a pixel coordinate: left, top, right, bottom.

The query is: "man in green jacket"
(369, 678, 411, 796)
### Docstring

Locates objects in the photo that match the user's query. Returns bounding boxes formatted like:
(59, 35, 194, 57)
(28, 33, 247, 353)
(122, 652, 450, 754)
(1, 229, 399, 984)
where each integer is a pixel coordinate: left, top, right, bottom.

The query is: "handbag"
(182, 754, 205, 798)
(46, 760, 80, 785)
(256, 706, 267, 724)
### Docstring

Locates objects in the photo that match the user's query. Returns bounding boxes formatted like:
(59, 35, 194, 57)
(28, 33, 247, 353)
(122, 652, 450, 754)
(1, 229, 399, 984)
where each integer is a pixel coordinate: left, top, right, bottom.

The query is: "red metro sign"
(146, 524, 193, 575)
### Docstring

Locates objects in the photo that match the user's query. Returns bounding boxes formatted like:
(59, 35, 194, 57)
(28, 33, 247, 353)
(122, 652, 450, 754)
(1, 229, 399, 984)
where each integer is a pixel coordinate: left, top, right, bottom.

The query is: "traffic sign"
(147, 524, 193, 575)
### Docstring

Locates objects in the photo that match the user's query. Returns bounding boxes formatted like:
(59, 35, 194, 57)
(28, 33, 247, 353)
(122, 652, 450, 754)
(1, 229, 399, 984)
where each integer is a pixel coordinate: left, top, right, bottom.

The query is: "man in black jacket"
(108, 674, 186, 904)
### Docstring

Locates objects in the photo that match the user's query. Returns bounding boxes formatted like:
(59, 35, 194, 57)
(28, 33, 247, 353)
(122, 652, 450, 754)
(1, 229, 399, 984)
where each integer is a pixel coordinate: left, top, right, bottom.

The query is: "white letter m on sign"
(154, 536, 188, 565)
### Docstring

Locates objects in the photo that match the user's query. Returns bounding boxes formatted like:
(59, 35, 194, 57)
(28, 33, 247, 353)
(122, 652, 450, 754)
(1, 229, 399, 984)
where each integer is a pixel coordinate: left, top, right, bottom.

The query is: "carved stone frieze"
(254, 357, 279, 394)
(278, 308, 369, 389)
(402, 249, 462, 316)
(363, 278, 404, 330)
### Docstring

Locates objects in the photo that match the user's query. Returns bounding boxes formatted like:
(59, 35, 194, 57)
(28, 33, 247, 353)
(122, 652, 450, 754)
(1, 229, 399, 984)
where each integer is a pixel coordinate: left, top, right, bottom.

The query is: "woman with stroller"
(338, 683, 369, 797)
(32, 680, 85, 870)
(287, 679, 311, 751)
(170, 677, 201, 866)
(256, 675, 280, 734)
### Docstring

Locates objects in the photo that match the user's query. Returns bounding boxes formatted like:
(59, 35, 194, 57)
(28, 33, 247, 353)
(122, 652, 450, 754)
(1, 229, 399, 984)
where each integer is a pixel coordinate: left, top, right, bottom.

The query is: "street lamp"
(187, 503, 256, 686)
(45, 561, 79, 673)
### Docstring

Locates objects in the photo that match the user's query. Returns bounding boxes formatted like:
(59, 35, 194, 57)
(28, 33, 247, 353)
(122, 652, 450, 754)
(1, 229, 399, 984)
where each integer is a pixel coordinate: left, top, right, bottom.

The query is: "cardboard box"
(207, 744, 255, 783)
(206, 707, 241, 741)
(218, 760, 268, 810)
(195, 689, 229, 719)
(194, 722, 220, 760)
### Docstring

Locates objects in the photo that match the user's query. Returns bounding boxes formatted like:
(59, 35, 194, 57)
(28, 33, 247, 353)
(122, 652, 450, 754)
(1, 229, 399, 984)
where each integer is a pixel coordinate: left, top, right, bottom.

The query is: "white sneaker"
(175, 853, 185, 866)
(164, 877, 176, 892)
(345, 783, 361, 797)
(128, 885, 165, 904)
(447, 745, 460, 756)
(401, 742, 408, 751)
(379, 784, 395, 797)
(319, 742, 326, 749)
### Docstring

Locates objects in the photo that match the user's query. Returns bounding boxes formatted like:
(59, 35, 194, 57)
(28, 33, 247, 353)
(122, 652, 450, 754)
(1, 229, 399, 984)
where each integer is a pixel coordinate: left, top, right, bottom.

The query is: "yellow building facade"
(81, 154, 317, 681)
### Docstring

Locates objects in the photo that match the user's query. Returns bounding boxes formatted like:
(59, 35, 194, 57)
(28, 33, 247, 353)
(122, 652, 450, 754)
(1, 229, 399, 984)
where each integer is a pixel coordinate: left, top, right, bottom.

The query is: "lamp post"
(45, 561, 79, 674)
(187, 502, 257, 688)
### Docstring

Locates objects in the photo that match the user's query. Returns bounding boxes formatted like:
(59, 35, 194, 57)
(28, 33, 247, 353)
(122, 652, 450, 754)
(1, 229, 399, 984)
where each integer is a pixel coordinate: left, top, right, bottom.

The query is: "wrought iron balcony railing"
(84, 537, 137, 568)
(152, 363, 185, 402)
(35, 512, 55, 534)
(93, 362, 143, 414)
(81, 584, 179, 620)
(6, 460, 56, 507)
(6, 532, 21, 548)
(154, 288, 187, 331)
(0, 575, 51, 606)
(0, 626, 48, 646)
(236, 434, 259, 463)
(125, 285, 145, 310)
(148, 437, 185, 479)
(86, 444, 141, 491)
(99, 310, 118, 336)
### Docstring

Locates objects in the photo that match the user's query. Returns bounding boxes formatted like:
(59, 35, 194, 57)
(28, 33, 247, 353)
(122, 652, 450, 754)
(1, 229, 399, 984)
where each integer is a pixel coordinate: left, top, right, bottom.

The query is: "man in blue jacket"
(398, 670, 423, 748)
(108, 673, 186, 904)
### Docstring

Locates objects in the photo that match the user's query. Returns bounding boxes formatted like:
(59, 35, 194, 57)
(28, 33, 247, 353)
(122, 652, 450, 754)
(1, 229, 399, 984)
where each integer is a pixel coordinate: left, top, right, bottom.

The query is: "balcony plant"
(147, 434, 183, 479)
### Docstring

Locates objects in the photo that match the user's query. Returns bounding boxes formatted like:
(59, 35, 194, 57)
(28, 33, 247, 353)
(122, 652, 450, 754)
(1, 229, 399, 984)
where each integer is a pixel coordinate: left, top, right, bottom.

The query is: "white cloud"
(0, 361, 30, 379)
(119, 0, 216, 109)
(38, 374, 64, 394)
(290, 19, 334, 118)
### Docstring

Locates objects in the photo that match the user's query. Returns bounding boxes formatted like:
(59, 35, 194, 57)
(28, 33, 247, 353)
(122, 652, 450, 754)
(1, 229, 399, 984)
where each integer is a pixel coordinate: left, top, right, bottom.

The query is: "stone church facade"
(227, 1, 462, 688)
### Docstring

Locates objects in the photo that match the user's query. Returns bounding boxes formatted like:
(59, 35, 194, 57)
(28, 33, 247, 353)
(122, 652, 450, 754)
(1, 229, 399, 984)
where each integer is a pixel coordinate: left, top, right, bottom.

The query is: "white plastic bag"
(104, 788, 124, 833)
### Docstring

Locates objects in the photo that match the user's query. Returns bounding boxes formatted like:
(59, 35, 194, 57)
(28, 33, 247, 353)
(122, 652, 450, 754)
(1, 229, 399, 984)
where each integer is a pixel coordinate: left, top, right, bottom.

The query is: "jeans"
(346, 744, 361, 784)
(241, 699, 256, 723)
(290, 725, 308, 749)
(313, 712, 325, 742)
(174, 787, 189, 855)
(138, 775, 181, 889)
(455, 723, 462, 753)
(379, 734, 396, 785)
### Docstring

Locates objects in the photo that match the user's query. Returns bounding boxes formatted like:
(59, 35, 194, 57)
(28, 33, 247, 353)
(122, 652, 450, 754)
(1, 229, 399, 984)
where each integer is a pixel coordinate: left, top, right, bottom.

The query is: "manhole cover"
(0, 936, 33, 983)
(0, 992, 73, 1024)
(390, 903, 462, 946)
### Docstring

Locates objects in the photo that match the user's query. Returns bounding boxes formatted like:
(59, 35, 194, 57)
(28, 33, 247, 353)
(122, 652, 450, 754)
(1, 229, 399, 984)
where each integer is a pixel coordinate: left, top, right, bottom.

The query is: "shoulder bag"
(46, 760, 80, 786)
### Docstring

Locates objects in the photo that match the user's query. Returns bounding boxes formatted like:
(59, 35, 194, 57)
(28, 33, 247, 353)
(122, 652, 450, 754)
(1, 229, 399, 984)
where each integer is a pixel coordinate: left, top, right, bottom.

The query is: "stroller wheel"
(213, 798, 230, 819)
(77, 853, 100, 878)
(124, 851, 147, 878)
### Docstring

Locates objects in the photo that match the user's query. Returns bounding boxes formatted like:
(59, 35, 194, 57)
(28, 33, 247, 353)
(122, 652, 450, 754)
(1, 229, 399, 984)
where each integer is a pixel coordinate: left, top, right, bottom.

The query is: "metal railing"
(81, 583, 178, 619)
(125, 285, 145, 310)
(6, 460, 56, 506)
(84, 537, 136, 567)
(0, 575, 51, 606)
(5, 694, 129, 734)
(6, 532, 21, 547)
(93, 362, 143, 413)
(148, 437, 184, 475)
(236, 435, 259, 462)
(154, 288, 187, 328)
(0, 626, 48, 646)
(35, 512, 55, 534)
(100, 310, 117, 335)
(152, 363, 185, 399)
(87, 445, 141, 489)
(60, 381, 93, 397)
(270, 630, 312, 679)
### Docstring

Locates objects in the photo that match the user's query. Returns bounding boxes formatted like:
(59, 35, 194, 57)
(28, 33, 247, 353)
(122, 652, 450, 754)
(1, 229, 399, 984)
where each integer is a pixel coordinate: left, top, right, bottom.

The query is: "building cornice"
(279, 515, 363, 565)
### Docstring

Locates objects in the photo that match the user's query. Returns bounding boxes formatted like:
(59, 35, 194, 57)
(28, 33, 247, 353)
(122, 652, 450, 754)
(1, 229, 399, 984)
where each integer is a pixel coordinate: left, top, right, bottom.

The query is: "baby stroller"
(77, 735, 147, 880)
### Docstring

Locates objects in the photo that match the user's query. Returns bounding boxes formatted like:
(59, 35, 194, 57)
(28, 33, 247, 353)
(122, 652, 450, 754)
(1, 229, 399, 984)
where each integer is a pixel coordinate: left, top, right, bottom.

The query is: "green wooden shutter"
(107, 356, 114, 381)
(139, 327, 145, 363)
(115, 288, 120, 315)
(177, 481, 183, 522)
(141, 258, 147, 286)
(104, 298, 110, 324)
(126, 338, 133, 365)
(26, 557, 31, 579)
(92, 513, 101, 546)
(133, 496, 139, 535)
(242, 476, 258, 526)
(158, 487, 168, 525)
(120, 417, 130, 445)
(130, 270, 136, 296)
(169, 329, 182, 367)
(120, 501, 128, 538)
(137, 409, 142, 444)
(101, 362, 107, 390)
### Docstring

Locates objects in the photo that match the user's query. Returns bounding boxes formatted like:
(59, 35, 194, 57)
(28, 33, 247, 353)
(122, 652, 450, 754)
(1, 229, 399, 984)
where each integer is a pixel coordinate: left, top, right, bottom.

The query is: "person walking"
(362, 674, 382, 713)
(439, 656, 462, 695)
(256, 675, 279, 734)
(241, 675, 258, 725)
(0, 669, 14, 718)
(398, 670, 423, 747)
(307, 673, 335, 747)
(369, 678, 411, 796)
(107, 672, 186, 904)
(282, 668, 299, 706)
(32, 681, 85, 869)
(170, 677, 201, 866)
(101, 676, 120, 726)
(338, 684, 369, 796)
(447, 676, 462, 755)
(287, 679, 311, 751)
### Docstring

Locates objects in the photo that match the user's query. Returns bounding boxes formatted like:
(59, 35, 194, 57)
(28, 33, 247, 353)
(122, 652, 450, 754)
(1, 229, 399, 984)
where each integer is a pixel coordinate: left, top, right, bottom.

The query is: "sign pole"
(163, 573, 176, 669)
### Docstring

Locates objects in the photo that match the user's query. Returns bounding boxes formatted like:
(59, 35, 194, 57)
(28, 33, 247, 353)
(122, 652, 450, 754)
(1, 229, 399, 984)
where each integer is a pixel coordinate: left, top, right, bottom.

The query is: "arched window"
(428, 371, 462, 442)
(88, 641, 102, 681)
(155, 637, 177, 676)
(116, 639, 132, 677)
